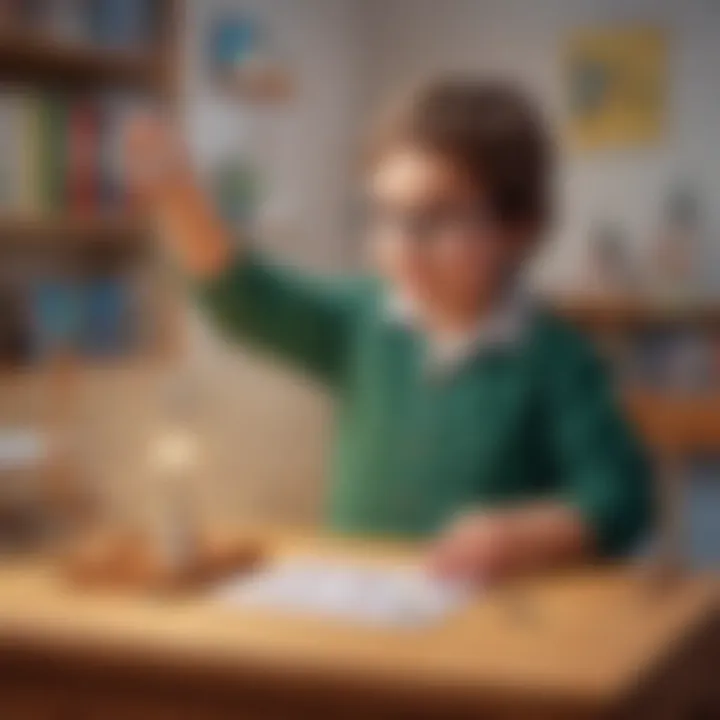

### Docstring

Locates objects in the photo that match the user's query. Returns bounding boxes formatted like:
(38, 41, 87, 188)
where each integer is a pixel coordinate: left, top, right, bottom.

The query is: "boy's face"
(368, 147, 531, 322)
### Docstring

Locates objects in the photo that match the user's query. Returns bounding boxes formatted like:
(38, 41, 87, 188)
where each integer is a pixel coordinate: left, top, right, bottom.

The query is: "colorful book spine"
(29, 277, 84, 360)
(0, 93, 16, 210)
(0, 93, 40, 214)
(17, 94, 43, 215)
(38, 94, 69, 213)
(0, 89, 133, 217)
(67, 98, 99, 216)
(88, 0, 156, 49)
(81, 275, 135, 357)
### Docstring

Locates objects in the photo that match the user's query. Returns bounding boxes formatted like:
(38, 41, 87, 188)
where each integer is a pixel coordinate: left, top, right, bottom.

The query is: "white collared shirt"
(385, 289, 531, 375)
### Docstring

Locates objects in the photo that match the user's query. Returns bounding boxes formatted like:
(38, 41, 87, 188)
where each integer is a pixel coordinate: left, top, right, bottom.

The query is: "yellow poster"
(564, 27, 667, 152)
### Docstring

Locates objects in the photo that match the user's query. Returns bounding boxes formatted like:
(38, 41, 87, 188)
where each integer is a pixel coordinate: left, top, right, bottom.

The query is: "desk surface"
(0, 529, 717, 712)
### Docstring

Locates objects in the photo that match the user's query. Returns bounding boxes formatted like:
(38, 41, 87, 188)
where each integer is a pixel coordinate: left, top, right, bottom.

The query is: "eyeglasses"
(366, 202, 497, 243)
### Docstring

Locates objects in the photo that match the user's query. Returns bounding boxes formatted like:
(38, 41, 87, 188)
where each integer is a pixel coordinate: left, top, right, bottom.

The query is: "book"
(80, 274, 136, 357)
(87, 0, 157, 49)
(42, 0, 89, 42)
(29, 276, 84, 360)
(67, 97, 100, 215)
(0, 87, 144, 222)
(43, 94, 71, 213)
(17, 93, 44, 215)
(0, 93, 17, 210)
(97, 97, 122, 211)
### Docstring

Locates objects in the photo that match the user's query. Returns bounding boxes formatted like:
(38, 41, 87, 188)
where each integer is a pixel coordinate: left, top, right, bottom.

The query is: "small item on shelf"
(650, 184, 703, 304)
(585, 220, 635, 296)
(212, 156, 260, 230)
(664, 329, 714, 393)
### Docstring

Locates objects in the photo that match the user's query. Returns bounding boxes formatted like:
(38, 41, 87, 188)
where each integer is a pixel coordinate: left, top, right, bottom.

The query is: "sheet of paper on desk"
(214, 557, 472, 628)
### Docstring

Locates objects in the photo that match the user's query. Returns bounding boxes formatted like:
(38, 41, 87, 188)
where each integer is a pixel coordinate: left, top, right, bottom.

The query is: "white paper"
(0, 429, 47, 471)
(214, 557, 471, 628)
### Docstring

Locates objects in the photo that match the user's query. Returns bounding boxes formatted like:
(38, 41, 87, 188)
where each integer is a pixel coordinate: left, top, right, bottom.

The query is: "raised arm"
(125, 116, 360, 386)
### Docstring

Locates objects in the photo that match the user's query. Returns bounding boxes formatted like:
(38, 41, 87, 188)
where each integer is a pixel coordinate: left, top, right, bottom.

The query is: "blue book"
(87, 0, 156, 49)
(29, 278, 84, 361)
(80, 276, 135, 358)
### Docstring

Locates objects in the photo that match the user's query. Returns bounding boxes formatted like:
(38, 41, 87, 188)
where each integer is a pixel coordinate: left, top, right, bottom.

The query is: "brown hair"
(368, 77, 554, 231)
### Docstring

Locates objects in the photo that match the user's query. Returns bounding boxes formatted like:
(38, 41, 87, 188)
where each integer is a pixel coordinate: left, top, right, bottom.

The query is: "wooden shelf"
(0, 33, 163, 91)
(0, 214, 149, 248)
(624, 390, 720, 454)
(0, 353, 174, 384)
(554, 294, 720, 329)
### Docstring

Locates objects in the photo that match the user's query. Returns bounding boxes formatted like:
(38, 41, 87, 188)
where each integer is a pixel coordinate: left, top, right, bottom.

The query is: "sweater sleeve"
(544, 326, 654, 557)
(196, 253, 363, 387)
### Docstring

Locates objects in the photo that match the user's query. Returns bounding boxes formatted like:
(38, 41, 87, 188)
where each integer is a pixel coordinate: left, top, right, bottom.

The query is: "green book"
(38, 94, 68, 214)
(17, 94, 42, 215)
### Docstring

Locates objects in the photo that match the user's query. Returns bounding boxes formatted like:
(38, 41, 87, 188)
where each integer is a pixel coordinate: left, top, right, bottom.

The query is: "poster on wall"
(208, 13, 293, 103)
(564, 26, 668, 152)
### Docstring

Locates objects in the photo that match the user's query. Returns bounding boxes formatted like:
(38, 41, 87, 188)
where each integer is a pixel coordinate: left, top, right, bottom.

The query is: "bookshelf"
(0, 213, 148, 247)
(0, 0, 182, 372)
(556, 295, 720, 331)
(0, 33, 163, 92)
(0, 1, 184, 546)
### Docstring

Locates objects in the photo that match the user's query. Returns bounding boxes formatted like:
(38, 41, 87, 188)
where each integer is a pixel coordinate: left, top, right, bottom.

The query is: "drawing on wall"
(564, 26, 667, 152)
(208, 13, 293, 103)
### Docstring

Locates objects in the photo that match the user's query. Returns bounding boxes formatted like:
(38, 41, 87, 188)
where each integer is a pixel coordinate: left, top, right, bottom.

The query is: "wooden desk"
(0, 530, 717, 719)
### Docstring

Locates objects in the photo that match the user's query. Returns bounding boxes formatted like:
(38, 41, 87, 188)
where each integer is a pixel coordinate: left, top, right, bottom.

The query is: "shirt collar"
(384, 287, 531, 373)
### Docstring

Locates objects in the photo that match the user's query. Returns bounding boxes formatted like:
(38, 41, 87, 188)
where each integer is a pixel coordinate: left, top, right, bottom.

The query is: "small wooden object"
(64, 529, 265, 593)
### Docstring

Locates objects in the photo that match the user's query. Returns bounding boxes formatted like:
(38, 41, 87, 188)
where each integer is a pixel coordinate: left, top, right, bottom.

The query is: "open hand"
(427, 505, 590, 585)
(427, 511, 524, 584)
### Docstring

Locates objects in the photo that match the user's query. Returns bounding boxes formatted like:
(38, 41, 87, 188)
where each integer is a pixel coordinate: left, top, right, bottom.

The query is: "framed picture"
(208, 13, 292, 103)
(564, 26, 668, 152)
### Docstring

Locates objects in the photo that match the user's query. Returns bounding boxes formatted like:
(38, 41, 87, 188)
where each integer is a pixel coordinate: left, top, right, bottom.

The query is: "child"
(126, 78, 652, 584)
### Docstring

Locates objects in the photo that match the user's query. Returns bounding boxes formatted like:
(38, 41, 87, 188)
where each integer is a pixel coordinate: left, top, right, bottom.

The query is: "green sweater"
(199, 254, 652, 555)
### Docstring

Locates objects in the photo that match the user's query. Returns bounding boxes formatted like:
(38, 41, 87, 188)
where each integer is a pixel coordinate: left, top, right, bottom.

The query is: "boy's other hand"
(427, 511, 523, 584)
(427, 505, 591, 585)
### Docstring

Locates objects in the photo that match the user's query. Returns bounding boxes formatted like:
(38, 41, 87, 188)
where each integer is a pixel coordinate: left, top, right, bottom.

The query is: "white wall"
(184, 0, 365, 270)
(173, 0, 368, 523)
(363, 0, 720, 290)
